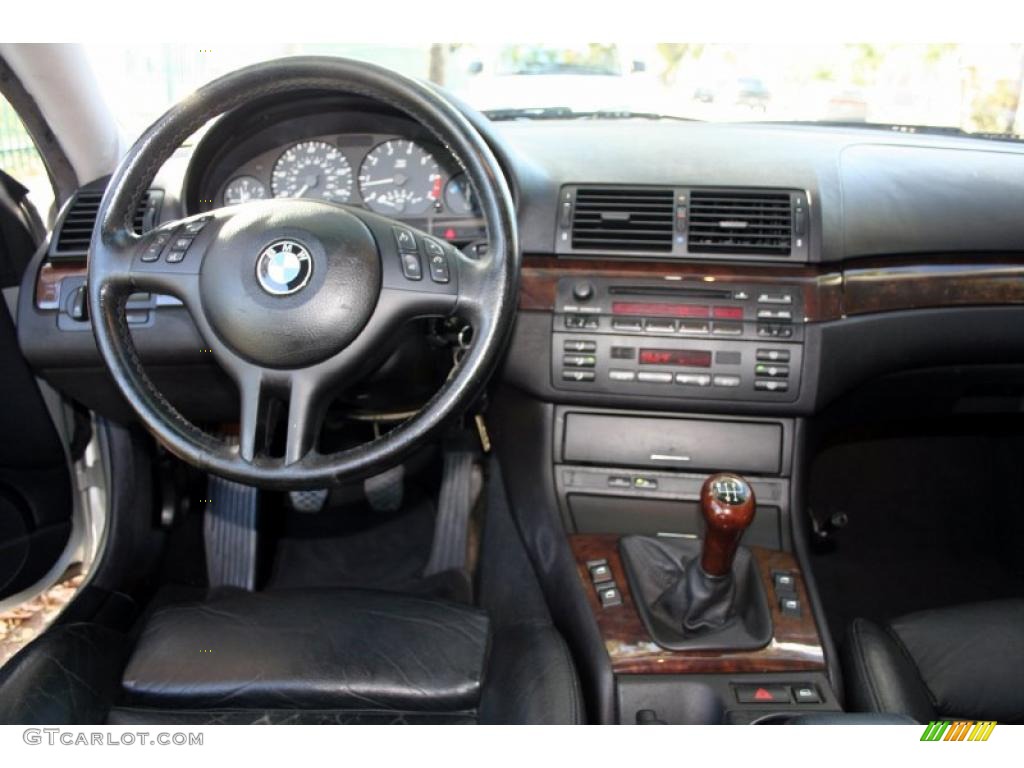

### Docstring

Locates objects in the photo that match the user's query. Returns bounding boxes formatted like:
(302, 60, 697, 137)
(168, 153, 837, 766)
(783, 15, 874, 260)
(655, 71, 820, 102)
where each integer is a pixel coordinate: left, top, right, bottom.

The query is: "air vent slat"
(687, 190, 793, 256)
(53, 189, 158, 256)
(570, 187, 675, 253)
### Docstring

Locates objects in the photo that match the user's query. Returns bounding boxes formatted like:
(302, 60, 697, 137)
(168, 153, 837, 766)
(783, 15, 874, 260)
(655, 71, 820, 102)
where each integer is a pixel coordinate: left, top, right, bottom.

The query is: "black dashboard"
(16, 87, 1024, 428)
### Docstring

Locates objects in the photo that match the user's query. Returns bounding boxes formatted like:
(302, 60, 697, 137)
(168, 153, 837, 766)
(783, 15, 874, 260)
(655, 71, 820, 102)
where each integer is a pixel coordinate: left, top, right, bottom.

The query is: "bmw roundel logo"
(256, 240, 313, 296)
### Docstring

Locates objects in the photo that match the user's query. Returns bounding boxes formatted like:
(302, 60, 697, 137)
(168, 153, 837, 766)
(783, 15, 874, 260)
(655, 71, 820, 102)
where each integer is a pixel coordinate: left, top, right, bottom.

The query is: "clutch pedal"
(204, 475, 260, 590)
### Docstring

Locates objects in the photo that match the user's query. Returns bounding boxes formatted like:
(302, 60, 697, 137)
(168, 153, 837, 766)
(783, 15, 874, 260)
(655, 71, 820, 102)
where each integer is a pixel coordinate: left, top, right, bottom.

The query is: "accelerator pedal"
(287, 488, 329, 514)
(203, 475, 260, 590)
(424, 442, 482, 576)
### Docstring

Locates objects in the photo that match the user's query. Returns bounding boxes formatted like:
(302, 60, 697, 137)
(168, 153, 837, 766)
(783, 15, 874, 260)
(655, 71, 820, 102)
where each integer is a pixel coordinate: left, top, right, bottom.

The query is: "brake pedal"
(287, 488, 329, 514)
(203, 475, 259, 590)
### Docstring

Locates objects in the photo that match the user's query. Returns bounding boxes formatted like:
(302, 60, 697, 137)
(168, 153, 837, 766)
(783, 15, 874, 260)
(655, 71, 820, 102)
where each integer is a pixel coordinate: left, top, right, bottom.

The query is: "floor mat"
(267, 497, 439, 592)
(808, 431, 1024, 640)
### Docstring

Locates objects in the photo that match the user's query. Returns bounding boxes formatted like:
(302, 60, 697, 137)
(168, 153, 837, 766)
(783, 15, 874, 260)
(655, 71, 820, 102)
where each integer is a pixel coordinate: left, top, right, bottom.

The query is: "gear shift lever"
(699, 473, 757, 577)
(618, 470, 772, 650)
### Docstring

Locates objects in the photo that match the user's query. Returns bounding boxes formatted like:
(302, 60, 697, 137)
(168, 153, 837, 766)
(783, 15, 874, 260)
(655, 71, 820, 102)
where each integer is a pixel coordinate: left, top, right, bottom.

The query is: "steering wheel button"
(429, 255, 450, 283)
(183, 218, 211, 234)
(400, 251, 423, 280)
(171, 236, 194, 251)
(393, 226, 417, 252)
(166, 250, 187, 264)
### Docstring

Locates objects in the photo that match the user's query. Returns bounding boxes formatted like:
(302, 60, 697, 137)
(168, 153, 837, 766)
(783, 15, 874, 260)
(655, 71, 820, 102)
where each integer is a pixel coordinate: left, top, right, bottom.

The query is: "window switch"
(589, 562, 612, 583)
(597, 584, 622, 608)
(793, 684, 821, 704)
(773, 571, 797, 596)
(780, 596, 802, 617)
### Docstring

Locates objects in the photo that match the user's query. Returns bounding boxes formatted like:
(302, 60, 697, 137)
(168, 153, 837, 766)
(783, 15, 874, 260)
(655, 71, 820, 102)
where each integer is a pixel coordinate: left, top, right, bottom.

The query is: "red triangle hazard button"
(753, 687, 775, 701)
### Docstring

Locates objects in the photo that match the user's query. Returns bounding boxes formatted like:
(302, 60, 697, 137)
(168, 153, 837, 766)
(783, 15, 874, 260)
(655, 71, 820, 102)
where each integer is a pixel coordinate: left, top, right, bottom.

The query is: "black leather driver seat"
(0, 587, 583, 725)
(842, 599, 1024, 723)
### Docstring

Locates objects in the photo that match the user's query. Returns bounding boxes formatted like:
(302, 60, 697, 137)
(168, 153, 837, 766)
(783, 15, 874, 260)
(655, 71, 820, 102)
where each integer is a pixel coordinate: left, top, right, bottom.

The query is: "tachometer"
(358, 139, 442, 215)
(271, 140, 353, 202)
(223, 175, 267, 206)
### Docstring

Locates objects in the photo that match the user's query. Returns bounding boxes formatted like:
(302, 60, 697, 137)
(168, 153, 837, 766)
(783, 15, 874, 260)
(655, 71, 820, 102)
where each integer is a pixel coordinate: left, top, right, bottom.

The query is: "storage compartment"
(562, 413, 782, 474)
(567, 494, 782, 548)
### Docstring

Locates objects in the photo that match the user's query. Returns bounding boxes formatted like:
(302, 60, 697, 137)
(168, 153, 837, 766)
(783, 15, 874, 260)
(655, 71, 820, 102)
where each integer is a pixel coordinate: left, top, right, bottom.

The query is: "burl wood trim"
(35, 262, 85, 310)
(842, 257, 1024, 316)
(570, 533, 825, 675)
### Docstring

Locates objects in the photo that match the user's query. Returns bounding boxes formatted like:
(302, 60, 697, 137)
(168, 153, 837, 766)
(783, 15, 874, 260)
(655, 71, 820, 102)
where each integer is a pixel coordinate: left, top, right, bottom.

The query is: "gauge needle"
(361, 178, 395, 187)
(294, 184, 311, 197)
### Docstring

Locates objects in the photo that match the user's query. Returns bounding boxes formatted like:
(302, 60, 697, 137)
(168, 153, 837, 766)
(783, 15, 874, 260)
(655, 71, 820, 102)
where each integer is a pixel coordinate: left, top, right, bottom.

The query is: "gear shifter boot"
(619, 535, 772, 652)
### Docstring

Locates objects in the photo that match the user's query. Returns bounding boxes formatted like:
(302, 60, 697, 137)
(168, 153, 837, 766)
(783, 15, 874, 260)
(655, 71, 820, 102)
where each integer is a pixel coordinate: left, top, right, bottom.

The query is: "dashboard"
(19, 87, 1024, 427)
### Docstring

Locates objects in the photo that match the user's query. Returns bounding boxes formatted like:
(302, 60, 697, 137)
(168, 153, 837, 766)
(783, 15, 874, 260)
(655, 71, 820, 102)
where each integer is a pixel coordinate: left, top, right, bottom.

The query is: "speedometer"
(271, 140, 353, 202)
(358, 139, 442, 215)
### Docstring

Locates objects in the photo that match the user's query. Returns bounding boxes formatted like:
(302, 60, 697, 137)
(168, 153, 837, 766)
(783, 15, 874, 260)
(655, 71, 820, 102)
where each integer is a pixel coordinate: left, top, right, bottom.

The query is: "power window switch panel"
(773, 571, 798, 596)
(793, 685, 821, 704)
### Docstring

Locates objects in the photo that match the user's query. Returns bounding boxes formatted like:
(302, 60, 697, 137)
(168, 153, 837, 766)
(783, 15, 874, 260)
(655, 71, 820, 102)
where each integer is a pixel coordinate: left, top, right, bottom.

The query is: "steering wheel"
(87, 57, 518, 488)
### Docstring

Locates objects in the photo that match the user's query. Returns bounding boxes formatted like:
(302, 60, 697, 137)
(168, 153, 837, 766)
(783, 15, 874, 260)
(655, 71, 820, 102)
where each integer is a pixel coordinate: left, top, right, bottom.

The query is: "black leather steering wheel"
(88, 57, 519, 488)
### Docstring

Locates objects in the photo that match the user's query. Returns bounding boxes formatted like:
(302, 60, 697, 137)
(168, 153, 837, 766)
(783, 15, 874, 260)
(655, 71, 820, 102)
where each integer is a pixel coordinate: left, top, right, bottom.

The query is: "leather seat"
(842, 599, 1024, 723)
(0, 587, 583, 725)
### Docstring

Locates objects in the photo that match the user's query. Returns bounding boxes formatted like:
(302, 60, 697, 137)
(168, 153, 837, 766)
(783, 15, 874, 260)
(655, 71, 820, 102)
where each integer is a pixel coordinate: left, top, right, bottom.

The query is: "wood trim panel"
(570, 533, 825, 675)
(33, 255, 1024, 319)
(843, 257, 1024, 316)
(35, 262, 85, 311)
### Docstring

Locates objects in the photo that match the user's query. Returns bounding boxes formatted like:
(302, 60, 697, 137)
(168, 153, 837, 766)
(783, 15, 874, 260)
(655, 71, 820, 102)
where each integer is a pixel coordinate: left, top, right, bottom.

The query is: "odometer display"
(638, 349, 712, 368)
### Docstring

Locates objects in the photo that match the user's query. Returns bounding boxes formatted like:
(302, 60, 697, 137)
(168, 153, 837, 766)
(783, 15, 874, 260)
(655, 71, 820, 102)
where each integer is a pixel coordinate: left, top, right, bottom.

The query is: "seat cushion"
(843, 599, 1024, 723)
(120, 588, 491, 713)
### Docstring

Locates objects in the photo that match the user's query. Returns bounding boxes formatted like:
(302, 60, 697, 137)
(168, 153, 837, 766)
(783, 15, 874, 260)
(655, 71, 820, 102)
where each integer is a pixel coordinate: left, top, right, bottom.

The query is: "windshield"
(85, 43, 1024, 139)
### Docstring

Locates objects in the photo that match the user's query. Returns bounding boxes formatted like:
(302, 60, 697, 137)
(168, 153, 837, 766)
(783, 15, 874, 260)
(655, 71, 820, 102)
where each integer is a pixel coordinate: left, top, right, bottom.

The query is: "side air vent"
(51, 186, 163, 259)
(570, 187, 675, 253)
(687, 190, 793, 256)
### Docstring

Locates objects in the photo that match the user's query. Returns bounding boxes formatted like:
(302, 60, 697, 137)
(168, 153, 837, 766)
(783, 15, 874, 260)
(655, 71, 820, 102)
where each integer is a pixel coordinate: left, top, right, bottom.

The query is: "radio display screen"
(638, 349, 713, 367)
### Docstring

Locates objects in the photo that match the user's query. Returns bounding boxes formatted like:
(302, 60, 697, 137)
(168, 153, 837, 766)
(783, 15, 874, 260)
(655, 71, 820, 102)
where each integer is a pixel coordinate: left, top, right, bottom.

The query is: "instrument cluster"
(207, 129, 483, 240)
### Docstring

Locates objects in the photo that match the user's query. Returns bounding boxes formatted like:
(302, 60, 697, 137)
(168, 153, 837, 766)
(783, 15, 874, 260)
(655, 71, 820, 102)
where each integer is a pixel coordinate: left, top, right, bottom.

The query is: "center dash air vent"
(687, 190, 793, 255)
(51, 185, 163, 259)
(569, 187, 675, 253)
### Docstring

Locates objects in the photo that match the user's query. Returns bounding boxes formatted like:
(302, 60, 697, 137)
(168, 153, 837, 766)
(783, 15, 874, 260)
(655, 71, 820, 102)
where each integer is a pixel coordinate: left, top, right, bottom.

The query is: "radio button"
(755, 379, 789, 392)
(757, 323, 793, 338)
(643, 319, 676, 333)
(609, 369, 636, 382)
(566, 315, 599, 330)
(713, 375, 742, 388)
(756, 348, 791, 362)
(564, 339, 597, 352)
(637, 371, 673, 384)
(563, 370, 596, 382)
(755, 363, 789, 378)
(563, 354, 596, 368)
(610, 346, 636, 359)
(757, 308, 793, 321)
(676, 373, 711, 387)
(757, 292, 793, 305)
(612, 319, 643, 332)
(712, 322, 743, 336)
(607, 475, 632, 489)
(678, 321, 710, 334)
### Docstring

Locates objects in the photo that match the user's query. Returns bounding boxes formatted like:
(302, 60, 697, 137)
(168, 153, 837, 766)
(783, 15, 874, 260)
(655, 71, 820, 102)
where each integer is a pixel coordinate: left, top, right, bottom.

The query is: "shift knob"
(699, 473, 756, 577)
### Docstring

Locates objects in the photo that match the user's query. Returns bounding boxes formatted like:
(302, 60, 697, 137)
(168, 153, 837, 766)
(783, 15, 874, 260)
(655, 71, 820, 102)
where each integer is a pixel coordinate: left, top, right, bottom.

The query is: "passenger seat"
(842, 600, 1024, 723)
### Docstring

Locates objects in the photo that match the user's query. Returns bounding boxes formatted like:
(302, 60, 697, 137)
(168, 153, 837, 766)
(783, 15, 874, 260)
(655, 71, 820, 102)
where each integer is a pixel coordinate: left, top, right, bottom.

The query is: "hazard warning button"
(734, 684, 792, 704)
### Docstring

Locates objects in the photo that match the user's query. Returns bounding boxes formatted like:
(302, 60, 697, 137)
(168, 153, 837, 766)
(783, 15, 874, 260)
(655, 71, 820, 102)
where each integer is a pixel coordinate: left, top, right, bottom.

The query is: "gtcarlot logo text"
(23, 729, 203, 747)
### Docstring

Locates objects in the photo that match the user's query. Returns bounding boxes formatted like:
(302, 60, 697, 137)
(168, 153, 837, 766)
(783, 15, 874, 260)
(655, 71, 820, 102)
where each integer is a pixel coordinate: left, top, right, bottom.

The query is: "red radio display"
(638, 349, 713, 368)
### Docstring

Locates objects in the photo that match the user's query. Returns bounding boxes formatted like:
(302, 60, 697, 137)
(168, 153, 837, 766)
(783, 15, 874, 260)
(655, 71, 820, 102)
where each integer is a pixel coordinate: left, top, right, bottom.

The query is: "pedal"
(364, 464, 405, 512)
(424, 443, 482, 576)
(287, 488, 329, 514)
(203, 475, 259, 590)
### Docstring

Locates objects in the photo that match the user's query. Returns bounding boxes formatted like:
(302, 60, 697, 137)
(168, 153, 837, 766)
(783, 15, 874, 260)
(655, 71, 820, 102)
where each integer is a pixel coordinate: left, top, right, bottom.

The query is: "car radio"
(551, 277, 803, 402)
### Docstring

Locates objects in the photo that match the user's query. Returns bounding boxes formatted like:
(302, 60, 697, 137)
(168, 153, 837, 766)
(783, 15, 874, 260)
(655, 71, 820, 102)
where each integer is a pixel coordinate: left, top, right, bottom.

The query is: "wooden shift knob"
(699, 473, 756, 577)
